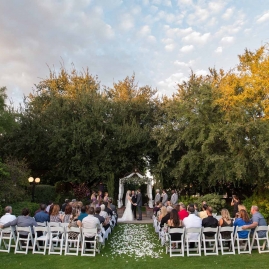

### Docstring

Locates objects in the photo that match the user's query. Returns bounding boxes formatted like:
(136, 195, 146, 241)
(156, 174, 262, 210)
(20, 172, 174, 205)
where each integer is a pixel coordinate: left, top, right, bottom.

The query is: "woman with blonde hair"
(158, 206, 167, 222)
(219, 209, 233, 239)
(50, 204, 62, 222)
(233, 209, 251, 238)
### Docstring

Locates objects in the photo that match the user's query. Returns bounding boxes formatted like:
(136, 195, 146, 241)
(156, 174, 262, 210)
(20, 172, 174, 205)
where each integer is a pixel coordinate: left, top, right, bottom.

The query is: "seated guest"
(199, 204, 208, 219)
(108, 198, 116, 214)
(0, 208, 37, 237)
(178, 204, 189, 221)
(94, 207, 105, 224)
(61, 199, 69, 212)
(194, 203, 199, 216)
(153, 201, 161, 216)
(50, 204, 62, 222)
(34, 204, 50, 223)
(233, 209, 251, 238)
(0, 206, 16, 225)
(61, 204, 72, 223)
(46, 201, 53, 213)
(103, 202, 113, 217)
(160, 206, 173, 228)
(99, 204, 110, 230)
(168, 209, 182, 248)
(235, 204, 247, 218)
(183, 205, 202, 248)
(158, 206, 167, 222)
(202, 206, 218, 237)
(242, 205, 267, 237)
(78, 207, 101, 248)
(78, 206, 88, 222)
(218, 208, 233, 239)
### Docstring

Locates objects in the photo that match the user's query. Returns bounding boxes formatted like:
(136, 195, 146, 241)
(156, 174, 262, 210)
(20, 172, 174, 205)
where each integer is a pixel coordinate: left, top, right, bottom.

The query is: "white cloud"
(119, 14, 134, 30)
(163, 0, 172, 7)
(256, 11, 269, 23)
(138, 25, 151, 37)
(214, 46, 222, 53)
(177, 0, 192, 6)
(158, 72, 188, 93)
(195, 69, 208, 76)
(188, 7, 209, 24)
(174, 60, 195, 67)
(150, 5, 158, 13)
(164, 26, 192, 38)
(165, 44, 175, 51)
(222, 8, 234, 20)
(183, 31, 211, 44)
(148, 35, 157, 43)
(180, 45, 194, 52)
(221, 36, 234, 43)
(208, 2, 225, 13)
(162, 38, 174, 44)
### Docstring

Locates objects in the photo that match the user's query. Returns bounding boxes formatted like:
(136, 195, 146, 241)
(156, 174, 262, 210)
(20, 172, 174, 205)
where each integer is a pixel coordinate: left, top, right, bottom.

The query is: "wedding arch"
(117, 169, 153, 209)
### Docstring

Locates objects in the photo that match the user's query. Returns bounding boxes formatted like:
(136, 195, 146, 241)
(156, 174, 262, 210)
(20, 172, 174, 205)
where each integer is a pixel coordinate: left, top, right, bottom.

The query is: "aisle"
(104, 224, 164, 260)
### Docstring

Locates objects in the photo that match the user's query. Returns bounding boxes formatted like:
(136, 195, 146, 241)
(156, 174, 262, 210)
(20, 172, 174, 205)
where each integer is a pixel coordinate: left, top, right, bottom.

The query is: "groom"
(136, 189, 142, 220)
(131, 190, 137, 219)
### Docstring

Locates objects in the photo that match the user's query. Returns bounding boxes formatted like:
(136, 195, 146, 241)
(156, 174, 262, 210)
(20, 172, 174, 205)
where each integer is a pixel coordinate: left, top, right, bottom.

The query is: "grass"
(1, 224, 269, 269)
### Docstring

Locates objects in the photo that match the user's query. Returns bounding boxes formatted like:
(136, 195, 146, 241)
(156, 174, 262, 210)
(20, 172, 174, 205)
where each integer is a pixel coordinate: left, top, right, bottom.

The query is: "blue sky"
(1, 0, 269, 106)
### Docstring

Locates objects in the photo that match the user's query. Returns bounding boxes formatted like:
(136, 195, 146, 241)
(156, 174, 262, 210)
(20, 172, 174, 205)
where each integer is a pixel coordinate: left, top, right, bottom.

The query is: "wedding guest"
(78, 206, 88, 222)
(160, 206, 173, 228)
(153, 201, 161, 216)
(97, 191, 103, 207)
(183, 205, 202, 248)
(0, 208, 37, 237)
(103, 202, 113, 217)
(233, 209, 251, 238)
(218, 209, 233, 239)
(66, 209, 80, 240)
(170, 190, 178, 206)
(94, 207, 105, 224)
(154, 189, 161, 205)
(158, 206, 167, 222)
(168, 209, 182, 248)
(50, 204, 62, 222)
(194, 203, 199, 216)
(199, 204, 208, 219)
(108, 198, 116, 214)
(161, 190, 168, 206)
(61, 204, 72, 223)
(178, 204, 189, 221)
(242, 206, 267, 237)
(78, 207, 101, 248)
(202, 206, 218, 237)
(100, 204, 110, 230)
(231, 195, 240, 218)
(34, 204, 50, 223)
(235, 204, 247, 218)
(61, 199, 69, 212)
(46, 201, 53, 213)
(0, 206, 16, 225)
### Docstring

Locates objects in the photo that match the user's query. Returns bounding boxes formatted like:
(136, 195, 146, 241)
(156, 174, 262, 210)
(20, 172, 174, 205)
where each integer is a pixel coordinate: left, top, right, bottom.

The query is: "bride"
(118, 190, 135, 222)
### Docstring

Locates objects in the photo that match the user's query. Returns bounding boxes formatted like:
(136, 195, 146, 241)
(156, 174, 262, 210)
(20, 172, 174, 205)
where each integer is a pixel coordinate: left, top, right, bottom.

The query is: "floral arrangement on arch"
(120, 175, 151, 186)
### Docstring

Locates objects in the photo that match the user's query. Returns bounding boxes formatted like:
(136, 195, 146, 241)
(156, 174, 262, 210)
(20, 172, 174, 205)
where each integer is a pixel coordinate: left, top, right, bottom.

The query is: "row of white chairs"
(153, 216, 269, 257)
(0, 214, 117, 256)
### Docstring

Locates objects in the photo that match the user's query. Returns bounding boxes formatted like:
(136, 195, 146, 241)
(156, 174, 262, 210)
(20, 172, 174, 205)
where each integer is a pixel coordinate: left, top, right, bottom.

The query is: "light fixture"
(28, 177, 34, 183)
(35, 178, 40, 183)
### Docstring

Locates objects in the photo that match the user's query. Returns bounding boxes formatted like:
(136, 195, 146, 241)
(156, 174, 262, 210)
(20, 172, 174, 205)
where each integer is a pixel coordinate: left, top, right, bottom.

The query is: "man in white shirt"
(0, 206, 16, 225)
(183, 205, 202, 248)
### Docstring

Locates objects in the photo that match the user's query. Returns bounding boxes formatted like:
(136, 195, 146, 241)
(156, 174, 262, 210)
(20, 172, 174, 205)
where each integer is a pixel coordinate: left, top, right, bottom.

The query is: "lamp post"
(28, 177, 40, 202)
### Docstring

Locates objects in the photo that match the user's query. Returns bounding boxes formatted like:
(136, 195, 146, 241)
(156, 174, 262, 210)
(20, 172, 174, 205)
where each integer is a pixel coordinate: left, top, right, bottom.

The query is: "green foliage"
(106, 173, 115, 200)
(243, 189, 269, 220)
(0, 158, 30, 205)
(178, 195, 198, 206)
(11, 201, 40, 217)
(196, 193, 226, 213)
(34, 185, 56, 204)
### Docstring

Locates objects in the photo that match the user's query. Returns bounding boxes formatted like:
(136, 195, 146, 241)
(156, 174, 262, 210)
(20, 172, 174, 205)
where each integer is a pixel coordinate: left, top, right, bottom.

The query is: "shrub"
(196, 193, 226, 214)
(11, 201, 40, 217)
(242, 189, 269, 221)
(178, 195, 199, 206)
(34, 185, 56, 204)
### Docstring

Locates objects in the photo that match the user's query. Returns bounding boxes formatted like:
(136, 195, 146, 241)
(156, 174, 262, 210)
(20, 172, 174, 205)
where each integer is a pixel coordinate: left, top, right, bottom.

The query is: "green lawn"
(1, 224, 269, 269)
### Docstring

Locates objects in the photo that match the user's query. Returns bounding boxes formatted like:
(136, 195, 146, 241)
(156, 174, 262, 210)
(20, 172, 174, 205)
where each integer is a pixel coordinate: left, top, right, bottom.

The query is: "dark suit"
(136, 192, 142, 220)
(131, 194, 137, 219)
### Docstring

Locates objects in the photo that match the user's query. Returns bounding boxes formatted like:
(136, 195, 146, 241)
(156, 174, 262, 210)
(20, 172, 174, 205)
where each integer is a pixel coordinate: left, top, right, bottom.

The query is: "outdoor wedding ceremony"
(1, 0, 269, 268)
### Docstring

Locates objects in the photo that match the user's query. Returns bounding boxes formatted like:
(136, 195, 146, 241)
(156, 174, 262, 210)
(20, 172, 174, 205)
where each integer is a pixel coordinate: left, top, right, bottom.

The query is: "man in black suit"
(131, 190, 137, 219)
(136, 189, 142, 220)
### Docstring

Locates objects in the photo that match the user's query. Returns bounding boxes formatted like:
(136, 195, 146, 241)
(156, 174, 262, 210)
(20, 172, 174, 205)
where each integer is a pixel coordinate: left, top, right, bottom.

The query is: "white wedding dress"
(118, 197, 134, 222)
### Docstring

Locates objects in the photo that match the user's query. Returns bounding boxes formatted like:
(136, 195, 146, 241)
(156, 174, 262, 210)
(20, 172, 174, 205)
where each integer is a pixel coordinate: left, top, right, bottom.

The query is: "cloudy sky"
(1, 0, 269, 106)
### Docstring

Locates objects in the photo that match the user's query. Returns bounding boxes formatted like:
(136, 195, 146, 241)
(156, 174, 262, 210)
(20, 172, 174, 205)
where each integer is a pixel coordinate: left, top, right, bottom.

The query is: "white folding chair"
(185, 227, 202, 256)
(65, 227, 81, 256)
(0, 227, 17, 253)
(167, 227, 185, 257)
(218, 226, 235, 255)
(81, 228, 98, 256)
(202, 227, 218, 256)
(234, 226, 251, 254)
(48, 226, 65, 255)
(14, 226, 34, 254)
(251, 226, 269, 253)
(33, 226, 49, 255)
(60, 223, 69, 228)
(48, 222, 60, 227)
(36, 222, 47, 227)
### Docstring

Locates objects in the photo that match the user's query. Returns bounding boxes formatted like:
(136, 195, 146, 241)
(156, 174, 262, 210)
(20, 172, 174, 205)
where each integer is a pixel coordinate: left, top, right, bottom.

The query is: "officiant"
(131, 190, 137, 219)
